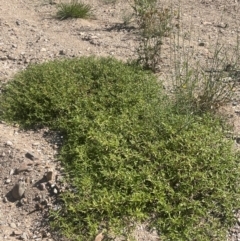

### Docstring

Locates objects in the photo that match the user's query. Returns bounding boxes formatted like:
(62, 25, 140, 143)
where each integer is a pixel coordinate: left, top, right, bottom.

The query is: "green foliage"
(56, 0, 93, 20)
(0, 57, 239, 241)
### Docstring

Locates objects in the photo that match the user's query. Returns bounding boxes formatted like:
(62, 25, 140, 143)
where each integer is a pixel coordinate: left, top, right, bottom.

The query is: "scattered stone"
(232, 102, 238, 106)
(215, 22, 228, 28)
(198, 42, 204, 46)
(59, 50, 65, 55)
(32, 142, 40, 147)
(39, 183, 46, 191)
(12, 230, 22, 236)
(0, 56, 8, 60)
(25, 176, 30, 185)
(41, 230, 48, 238)
(7, 55, 17, 60)
(20, 232, 28, 240)
(5, 178, 11, 184)
(45, 169, 54, 181)
(10, 222, 17, 229)
(5, 141, 13, 146)
(202, 21, 212, 25)
(25, 152, 38, 161)
(94, 232, 104, 241)
(11, 180, 26, 200)
(9, 169, 14, 175)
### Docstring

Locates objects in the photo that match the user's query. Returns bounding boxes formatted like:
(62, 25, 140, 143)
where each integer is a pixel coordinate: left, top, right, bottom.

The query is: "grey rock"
(0, 56, 8, 60)
(5, 178, 11, 184)
(7, 55, 17, 60)
(20, 232, 28, 240)
(11, 180, 26, 200)
(53, 188, 58, 194)
(25, 152, 38, 161)
(5, 140, 13, 146)
(12, 230, 22, 236)
(32, 142, 40, 147)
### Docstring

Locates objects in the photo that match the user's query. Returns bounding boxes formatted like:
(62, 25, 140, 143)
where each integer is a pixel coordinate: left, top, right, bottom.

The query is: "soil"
(0, 0, 240, 240)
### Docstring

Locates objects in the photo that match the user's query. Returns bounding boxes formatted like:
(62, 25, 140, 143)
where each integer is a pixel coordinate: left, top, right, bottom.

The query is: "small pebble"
(10, 222, 17, 229)
(5, 178, 11, 184)
(20, 232, 28, 240)
(11, 180, 26, 200)
(25, 152, 38, 161)
(9, 169, 14, 175)
(39, 183, 46, 190)
(6, 141, 13, 146)
(45, 169, 54, 181)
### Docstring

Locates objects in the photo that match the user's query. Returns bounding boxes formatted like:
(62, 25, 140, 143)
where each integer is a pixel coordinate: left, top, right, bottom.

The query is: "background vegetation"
(56, 0, 93, 20)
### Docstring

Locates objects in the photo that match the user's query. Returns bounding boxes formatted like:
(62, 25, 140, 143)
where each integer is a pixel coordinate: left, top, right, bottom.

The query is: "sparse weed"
(129, 0, 173, 71)
(56, 0, 93, 20)
(171, 21, 240, 114)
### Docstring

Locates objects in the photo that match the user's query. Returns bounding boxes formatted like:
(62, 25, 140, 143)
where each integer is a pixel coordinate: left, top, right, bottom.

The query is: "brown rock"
(45, 169, 54, 181)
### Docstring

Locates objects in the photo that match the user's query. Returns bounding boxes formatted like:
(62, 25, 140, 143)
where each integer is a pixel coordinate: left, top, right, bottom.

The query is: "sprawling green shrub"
(0, 57, 239, 241)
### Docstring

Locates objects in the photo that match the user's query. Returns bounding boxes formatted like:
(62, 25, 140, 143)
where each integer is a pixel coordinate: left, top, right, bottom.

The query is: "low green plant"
(56, 0, 93, 20)
(0, 57, 239, 241)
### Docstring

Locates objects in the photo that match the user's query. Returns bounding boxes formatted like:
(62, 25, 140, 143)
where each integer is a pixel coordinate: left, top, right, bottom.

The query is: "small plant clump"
(56, 0, 93, 20)
(0, 57, 239, 241)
